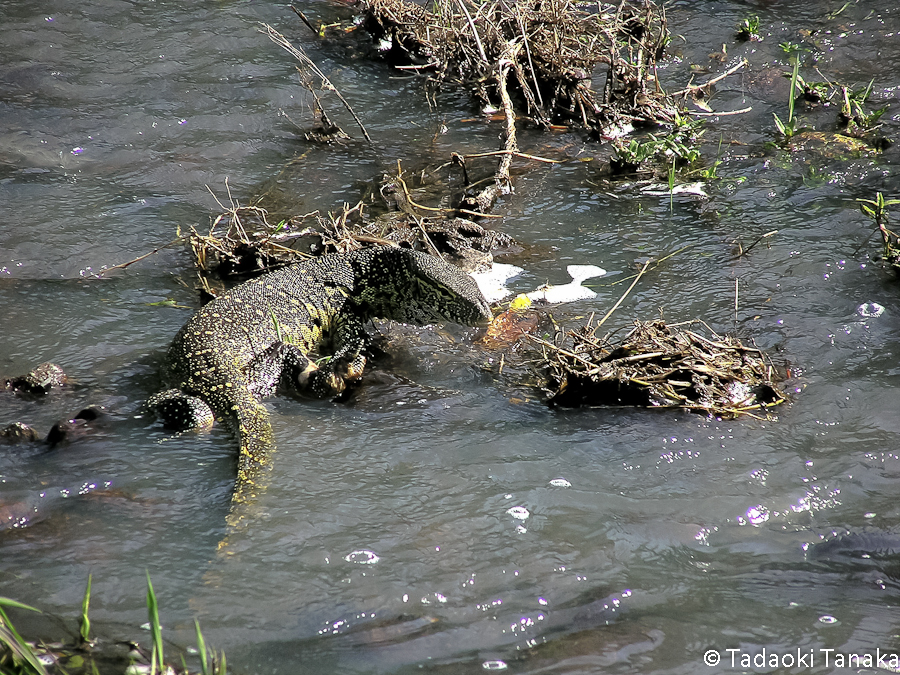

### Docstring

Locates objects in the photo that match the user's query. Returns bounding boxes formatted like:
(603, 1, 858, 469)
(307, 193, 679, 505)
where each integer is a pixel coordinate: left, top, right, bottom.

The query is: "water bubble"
(549, 478, 571, 487)
(344, 550, 379, 564)
(482, 660, 507, 670)
(506, 506, 529, 520)
(745, 505, 769, 525)
(318, 619, 346, 635)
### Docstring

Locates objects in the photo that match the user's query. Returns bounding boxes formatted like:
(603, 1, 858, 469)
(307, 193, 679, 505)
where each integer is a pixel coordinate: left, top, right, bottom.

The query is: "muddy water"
(2, 0, 900, 673)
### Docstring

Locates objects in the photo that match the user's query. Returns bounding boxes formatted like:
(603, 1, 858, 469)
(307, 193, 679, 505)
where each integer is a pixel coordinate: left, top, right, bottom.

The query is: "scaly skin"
(149, 247, 491, 492)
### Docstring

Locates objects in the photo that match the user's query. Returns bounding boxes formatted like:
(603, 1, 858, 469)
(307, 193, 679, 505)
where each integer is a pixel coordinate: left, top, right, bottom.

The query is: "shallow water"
(2, 0, 900, 673)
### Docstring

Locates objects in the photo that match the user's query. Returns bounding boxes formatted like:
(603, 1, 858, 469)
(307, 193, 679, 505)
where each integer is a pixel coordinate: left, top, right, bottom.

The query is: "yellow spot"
(509, 294, 532, 311)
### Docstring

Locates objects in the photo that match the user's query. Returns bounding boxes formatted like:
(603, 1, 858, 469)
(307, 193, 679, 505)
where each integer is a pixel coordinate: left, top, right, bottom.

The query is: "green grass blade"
(773, 113, 786, 136)
(80, 574, 92, 643)
(0, 618, 49, 675)
(788, 58, 799, 123)
(194, 619, 209, 675)
(0, 598, 42, 613)
(269, 308, 284, 343)
(145, 572, 164, 675)
(668, 157, 675, 211)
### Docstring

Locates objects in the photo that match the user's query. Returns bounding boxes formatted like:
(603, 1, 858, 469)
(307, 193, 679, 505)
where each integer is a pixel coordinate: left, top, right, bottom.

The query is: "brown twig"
(460, 150, 562, 164)
(670, 59, 747, 98)
(594, 260, 651, 330)
(261, 23, 373, 143)
(290, 5, 319, 35)
(92, 237, 186, 277)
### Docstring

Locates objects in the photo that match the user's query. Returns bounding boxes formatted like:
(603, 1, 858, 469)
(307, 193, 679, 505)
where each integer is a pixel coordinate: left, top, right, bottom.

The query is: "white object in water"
(469, 262, 524, 303)
(857, 302, 885, 318)
(640, 182, 709, 198)
(526, 264, 606, 304)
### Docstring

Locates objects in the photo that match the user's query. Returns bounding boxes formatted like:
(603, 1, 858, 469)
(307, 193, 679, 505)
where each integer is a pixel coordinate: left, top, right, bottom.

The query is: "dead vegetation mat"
(190, 194, 515, 295)
(358, 0, 675, 133)
(540, 319, 786, 418)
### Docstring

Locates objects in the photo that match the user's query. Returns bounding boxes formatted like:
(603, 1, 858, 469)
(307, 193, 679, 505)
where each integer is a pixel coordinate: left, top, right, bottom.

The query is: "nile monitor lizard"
(148, 246, 492, 488)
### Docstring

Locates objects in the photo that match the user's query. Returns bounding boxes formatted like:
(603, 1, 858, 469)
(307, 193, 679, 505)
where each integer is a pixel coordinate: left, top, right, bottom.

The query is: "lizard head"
(359, 248, 493, 327)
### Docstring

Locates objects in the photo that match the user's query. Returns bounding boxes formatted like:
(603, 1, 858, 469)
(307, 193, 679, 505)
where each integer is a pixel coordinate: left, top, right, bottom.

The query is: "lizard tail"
(218, 393, 276, 537)
(230, 395, 276, 503)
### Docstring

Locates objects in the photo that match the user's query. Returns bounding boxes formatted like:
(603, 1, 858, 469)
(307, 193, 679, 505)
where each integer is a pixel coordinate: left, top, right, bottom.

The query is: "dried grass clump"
(198, 195, 514, 285)
(191, 201, 315, 281)
(310, 201, 514, 269)
(540, 319, 786, 418)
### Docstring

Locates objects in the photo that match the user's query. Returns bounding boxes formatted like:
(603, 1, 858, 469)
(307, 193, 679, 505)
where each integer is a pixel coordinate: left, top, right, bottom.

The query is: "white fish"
(526, 264, 606, 304)
(469, 262, 524, 303)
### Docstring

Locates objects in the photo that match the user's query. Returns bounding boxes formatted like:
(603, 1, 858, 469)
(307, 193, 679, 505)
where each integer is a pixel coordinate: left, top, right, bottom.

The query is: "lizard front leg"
(306, 313, 369, 396)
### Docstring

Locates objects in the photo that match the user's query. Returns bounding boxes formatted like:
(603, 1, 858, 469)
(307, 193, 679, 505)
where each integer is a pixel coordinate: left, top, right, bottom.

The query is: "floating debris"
(506, 506, 530, 520)
(345, 549, 380, 564)
(640, 181, 709, 198)
(478, 300, 542, 352)
(857, 302, 885, 318)
(538, 319, 786, 418)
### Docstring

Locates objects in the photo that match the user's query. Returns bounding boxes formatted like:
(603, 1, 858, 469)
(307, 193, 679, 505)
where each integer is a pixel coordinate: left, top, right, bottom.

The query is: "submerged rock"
(46, 406, 109, 447)
(0, 421, 39, 443)
(4, 361, 66, 395)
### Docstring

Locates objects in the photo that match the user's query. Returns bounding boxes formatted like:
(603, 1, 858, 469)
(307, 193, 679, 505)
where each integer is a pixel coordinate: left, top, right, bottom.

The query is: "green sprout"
(841, 79, 888, 133)
(772, 42, 807, 142)
(194, 620, 226, 675)
(146, 573, 165, 675)
(858, 192, 900, 269)
(79, 574, 92, 645)
(735, 16, 761, 41)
